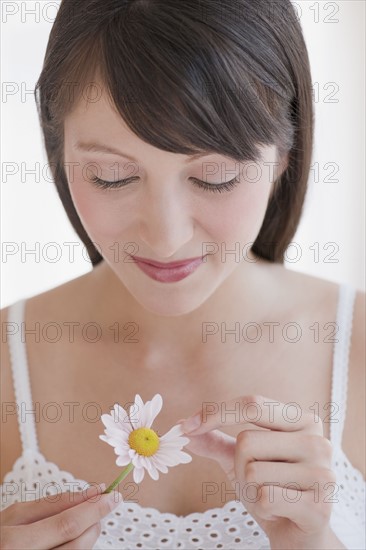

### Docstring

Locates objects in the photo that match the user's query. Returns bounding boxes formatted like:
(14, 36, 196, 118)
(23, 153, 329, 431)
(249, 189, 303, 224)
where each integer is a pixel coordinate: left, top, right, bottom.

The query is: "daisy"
(99, 393, 192, 492)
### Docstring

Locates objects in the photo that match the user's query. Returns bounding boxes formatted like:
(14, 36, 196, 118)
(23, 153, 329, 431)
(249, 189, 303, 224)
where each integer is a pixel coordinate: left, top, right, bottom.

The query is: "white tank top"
(1, 283, 365, 549)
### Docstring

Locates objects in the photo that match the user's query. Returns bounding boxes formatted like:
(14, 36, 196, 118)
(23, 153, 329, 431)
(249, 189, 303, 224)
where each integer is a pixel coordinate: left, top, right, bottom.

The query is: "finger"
(234, 430, 333, 474)
(17, 490, 122, 549)
(1, 484, 106, 526)
(54, 521, 101, 549)
(250, 485, 333, 532)
(181, 395, 323, 436)
(182, 428, 236, 477)
(240, 461, 337, 491)
(181, 428, 333, 486)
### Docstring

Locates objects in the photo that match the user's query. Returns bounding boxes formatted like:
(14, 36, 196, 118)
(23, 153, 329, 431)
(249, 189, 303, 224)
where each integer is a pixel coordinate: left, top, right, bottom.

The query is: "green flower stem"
(103, 463, 135, 493)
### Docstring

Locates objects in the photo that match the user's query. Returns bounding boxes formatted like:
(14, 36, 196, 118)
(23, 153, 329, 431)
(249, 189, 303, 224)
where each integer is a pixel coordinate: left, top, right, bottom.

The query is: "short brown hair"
(35, 0, 314, 266)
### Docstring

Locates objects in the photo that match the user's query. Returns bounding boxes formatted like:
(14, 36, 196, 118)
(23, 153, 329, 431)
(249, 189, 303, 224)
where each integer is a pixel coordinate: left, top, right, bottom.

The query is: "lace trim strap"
(6, 299, 40, 453)
(330, 283, 357, 448)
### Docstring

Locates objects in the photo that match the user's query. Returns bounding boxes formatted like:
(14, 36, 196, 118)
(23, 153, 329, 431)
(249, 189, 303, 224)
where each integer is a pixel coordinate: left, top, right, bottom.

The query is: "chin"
(124, 283, 216, 318)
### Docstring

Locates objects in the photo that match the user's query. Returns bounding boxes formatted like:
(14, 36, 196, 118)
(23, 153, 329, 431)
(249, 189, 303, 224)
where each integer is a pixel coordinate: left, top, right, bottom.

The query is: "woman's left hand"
(178, 394, 344, 550)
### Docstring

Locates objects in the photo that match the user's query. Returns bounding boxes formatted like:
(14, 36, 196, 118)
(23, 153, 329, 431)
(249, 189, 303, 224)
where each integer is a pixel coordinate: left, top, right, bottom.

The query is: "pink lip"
(129, 254, 207, 283)
(131, 255, 204, 268)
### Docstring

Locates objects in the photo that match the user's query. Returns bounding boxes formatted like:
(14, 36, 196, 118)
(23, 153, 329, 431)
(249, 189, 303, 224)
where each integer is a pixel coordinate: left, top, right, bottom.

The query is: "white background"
(1, 0, 365, 308)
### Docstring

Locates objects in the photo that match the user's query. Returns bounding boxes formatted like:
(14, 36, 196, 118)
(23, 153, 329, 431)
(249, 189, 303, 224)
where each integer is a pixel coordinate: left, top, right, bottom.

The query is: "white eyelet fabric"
(1, 284, 365, 549)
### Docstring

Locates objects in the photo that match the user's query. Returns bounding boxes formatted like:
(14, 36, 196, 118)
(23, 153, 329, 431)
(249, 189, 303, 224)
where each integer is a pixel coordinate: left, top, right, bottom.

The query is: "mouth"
(130, 255, 206, 269)
(128, 254, 208, 283)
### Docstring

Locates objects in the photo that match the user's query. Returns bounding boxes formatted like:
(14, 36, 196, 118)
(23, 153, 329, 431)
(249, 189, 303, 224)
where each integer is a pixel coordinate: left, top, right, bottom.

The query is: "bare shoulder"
(277, 268, 365, 477)
(0, 305, 22, 481)
(0, 269, 94, 482)
(273, 264, 340, 313)
(342, 289, 366, 478)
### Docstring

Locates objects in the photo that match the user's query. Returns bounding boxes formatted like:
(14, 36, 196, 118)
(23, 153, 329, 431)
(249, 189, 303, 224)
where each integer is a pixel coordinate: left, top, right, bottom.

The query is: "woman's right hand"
(0, 483, 122, 549)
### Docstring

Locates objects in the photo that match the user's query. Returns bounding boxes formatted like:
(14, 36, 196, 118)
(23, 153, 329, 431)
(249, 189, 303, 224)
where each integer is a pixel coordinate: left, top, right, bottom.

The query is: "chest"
(28, 325, 335, 515)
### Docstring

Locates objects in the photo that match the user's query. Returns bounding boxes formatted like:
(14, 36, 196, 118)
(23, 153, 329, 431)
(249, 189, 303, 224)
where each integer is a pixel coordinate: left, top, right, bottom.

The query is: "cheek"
(68, 179, 133, 241)
(202, 181, 272, 244)
(67, 165, 272, 246)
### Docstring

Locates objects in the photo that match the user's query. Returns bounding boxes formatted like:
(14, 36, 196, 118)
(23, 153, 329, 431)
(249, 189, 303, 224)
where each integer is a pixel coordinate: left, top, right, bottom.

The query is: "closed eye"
(89, 175, 240, 193)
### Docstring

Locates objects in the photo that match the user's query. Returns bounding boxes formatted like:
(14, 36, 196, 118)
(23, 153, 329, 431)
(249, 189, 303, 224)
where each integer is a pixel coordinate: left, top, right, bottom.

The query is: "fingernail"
(106, 491, 123, 508)
(99, 483, 106, 492)
(182, 413, 201, 434)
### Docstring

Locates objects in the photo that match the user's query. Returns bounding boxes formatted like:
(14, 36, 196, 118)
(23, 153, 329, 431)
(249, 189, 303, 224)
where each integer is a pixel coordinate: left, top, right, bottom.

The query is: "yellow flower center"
(128, 427, 160, 457)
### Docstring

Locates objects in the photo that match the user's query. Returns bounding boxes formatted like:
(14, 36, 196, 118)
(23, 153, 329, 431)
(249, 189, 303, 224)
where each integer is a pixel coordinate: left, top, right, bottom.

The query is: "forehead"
(64, 88, 133, 140)
(64, 82, 277, 165)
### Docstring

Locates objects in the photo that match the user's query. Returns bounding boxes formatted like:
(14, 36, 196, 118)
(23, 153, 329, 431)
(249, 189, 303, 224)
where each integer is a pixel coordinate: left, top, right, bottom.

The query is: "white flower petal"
(131, 453, 146, 469)
(101, 413, 132, 438)
(154, 453, 181, 467)
(137, 456, 147, 469)
(136, 395, 148, 428)
(142, 456, 152, 469)
(177, 451, 192, 463)
(146, 461, 160, 480)
(144, 393, 163, 428)
(99, 437, 118, 448)
(128, 448, 137, 459)
(102, 433, 126, 446)
(159, 440, 189, 451)
(114, 445, 130, 456)
(159, 424, 187, 442)
(129, 394, 143, 429)
(113, 403, 128, 422)
(133, 467, 145, 484)
(100, 414, 119, 430)
(100, 395, 191, 483)
(155, 449, 192, 467)
(116, 454, 131, 466)
(162, 423, 184, 436)
(151, 459, 169, 474)
(155, 464, 169, 474)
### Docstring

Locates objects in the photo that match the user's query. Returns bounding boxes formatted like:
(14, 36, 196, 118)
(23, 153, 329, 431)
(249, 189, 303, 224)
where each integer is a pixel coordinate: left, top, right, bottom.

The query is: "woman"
(1, 0, 365, 549)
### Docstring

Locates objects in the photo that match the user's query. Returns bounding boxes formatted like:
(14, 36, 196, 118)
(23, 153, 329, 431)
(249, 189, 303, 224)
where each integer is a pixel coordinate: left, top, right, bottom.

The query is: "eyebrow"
(74, 141, 209, 163)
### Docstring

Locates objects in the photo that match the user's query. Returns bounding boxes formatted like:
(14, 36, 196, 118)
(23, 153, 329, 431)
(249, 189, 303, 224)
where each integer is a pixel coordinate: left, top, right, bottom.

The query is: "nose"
(138, 183, 194, 259)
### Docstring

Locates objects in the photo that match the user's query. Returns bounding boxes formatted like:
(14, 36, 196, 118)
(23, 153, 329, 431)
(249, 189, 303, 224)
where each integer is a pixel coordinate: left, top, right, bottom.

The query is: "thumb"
(3, 483, 106, 526)
(181, 424, 236, 480)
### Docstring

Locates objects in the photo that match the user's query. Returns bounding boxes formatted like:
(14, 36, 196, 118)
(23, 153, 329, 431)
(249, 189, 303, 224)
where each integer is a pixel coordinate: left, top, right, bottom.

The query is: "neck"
(87, 256, 282, 366)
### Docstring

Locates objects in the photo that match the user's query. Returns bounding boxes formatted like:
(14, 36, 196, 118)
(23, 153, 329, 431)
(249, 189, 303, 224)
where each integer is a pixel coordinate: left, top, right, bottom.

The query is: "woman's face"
(63, 90, 283, 316)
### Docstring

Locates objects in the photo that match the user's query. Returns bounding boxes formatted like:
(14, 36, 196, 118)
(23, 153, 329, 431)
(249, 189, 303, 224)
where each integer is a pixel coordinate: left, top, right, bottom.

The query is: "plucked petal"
(160, 424, 189, 444)
(160, 423, 184, 437)
(177, 451, 192, 463)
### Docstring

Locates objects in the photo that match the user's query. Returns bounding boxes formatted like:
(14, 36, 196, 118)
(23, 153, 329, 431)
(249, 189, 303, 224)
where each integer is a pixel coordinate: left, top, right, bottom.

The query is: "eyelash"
(89, 175, 240, 194)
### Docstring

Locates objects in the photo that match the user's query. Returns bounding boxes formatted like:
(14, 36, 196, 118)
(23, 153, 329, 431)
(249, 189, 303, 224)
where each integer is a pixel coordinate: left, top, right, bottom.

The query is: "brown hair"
(34, 0, 314, 266)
